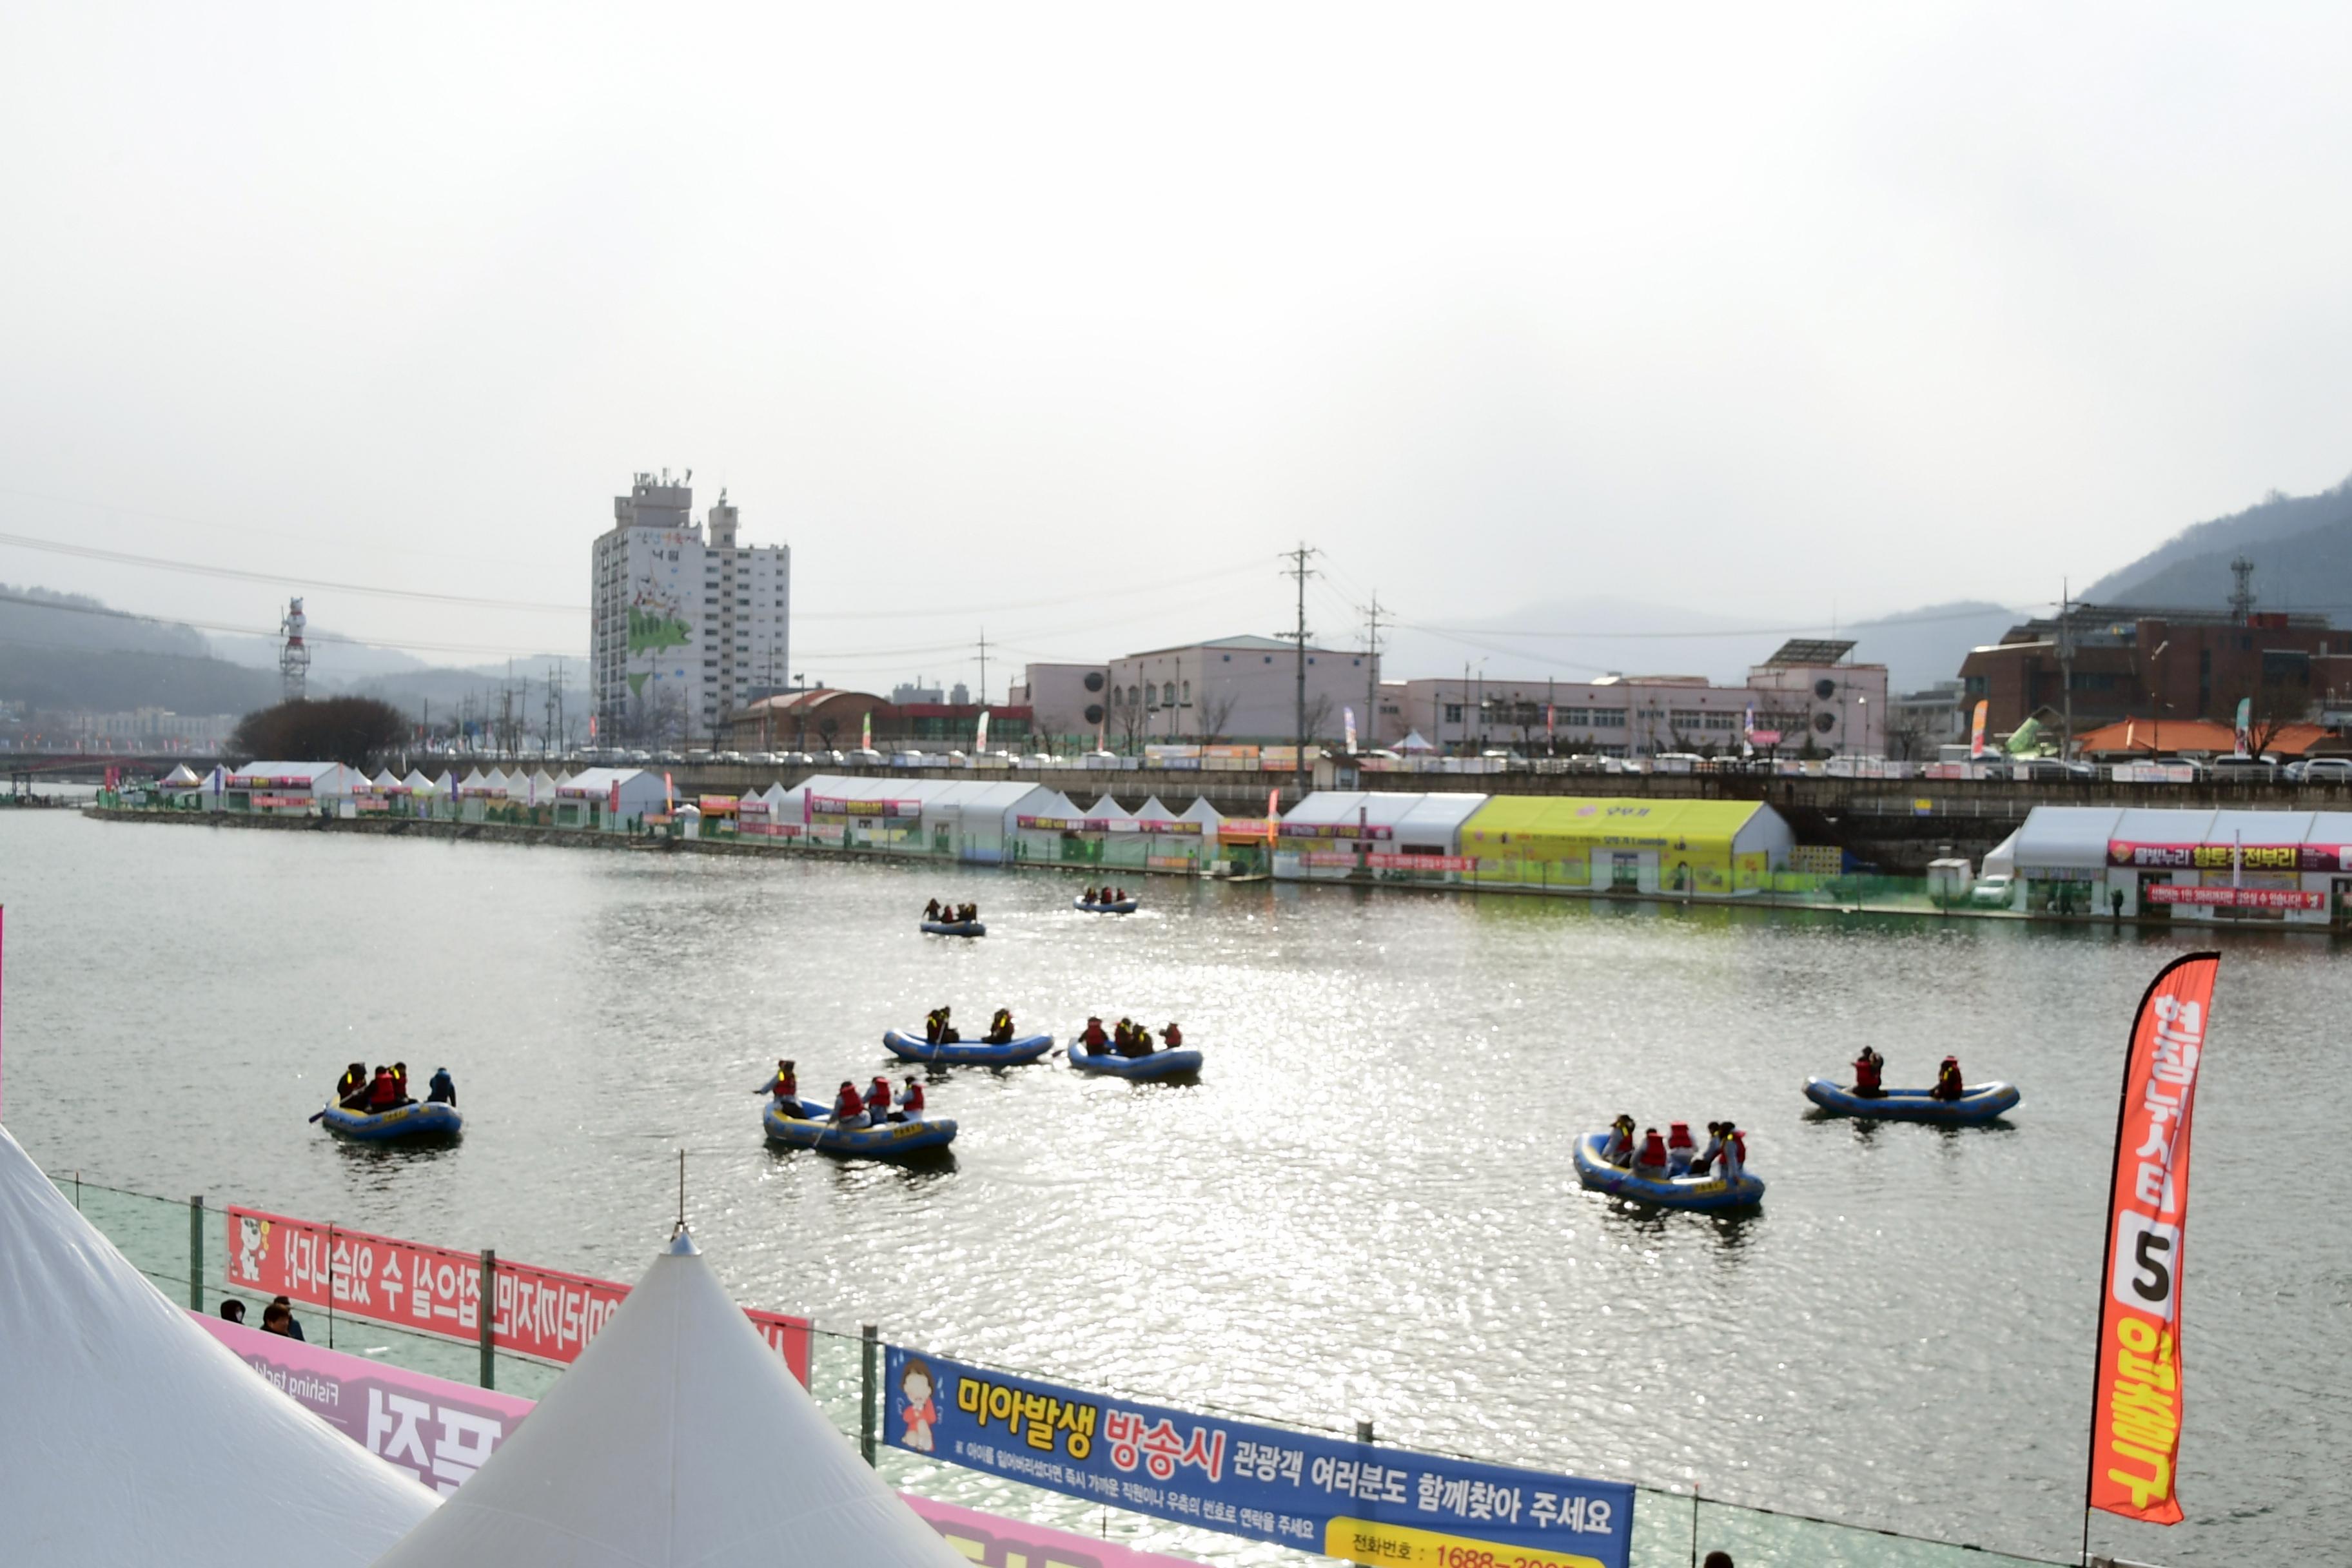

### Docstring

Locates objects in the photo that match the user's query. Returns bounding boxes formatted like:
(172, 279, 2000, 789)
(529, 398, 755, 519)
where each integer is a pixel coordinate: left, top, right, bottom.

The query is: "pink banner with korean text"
(223, 1206, 810, 1380)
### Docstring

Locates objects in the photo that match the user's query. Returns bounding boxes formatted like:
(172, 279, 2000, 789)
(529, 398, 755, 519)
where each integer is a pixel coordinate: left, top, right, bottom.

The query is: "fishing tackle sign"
(887, 1348, 1632, 1568)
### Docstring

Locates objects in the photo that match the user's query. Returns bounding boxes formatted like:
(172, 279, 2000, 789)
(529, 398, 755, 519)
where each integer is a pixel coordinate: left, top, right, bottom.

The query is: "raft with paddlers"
(1803, 1076, 2021, 1125)
(920, 919, 985, 937)
(1571, 1131, 1762, 1211)
(1073, 896, 1138, 914)
(883, 1028, 1052, 1065)
(762, 1099, 957, 1157)
(318, 1100, 463, 1142)
(1068, 1045, 1201, 1081)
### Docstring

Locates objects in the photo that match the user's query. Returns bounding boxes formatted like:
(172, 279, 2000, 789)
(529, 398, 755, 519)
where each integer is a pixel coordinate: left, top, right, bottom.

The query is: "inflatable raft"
(921, 919, 986, 937)
(318, 1101, 463, 1142)
(763, 1099, 958, 1157)
(1073, 898, 1139, 915)
(1571, 1132, 1761, 1211)
(1069, 1045, 1202, 1081)
(1803, 1076, 2021, 1125)
(882, 1028, 1053, 1065)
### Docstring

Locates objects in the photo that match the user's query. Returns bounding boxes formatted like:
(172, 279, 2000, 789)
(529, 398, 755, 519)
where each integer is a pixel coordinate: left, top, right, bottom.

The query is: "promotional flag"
(589, 714, 598, 740)
(1970, 700, 1990, 760)
(975, 710, 990, 754)
(2232, 698, 2251, 757)
(1266, 786, 1280, 844)
(2088, 952, 2220, 1528)
(664, 771, 674, 810)
(1344, 707, 1358, 753)
(608, 779, 620, 816)
(1545, 703, 1555, 743)
(862, 711, 872, 751)
(2125, 719, 2137, 754)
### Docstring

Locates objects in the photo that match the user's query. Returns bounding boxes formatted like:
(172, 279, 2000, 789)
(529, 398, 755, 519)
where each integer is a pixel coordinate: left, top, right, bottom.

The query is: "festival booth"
(914, 779, 1057, 863)
(2006, 806, 2124, 916)
(795, 774, 930, 851)
(2092, 804, 2345, 925)
(553, 767, 669, 832)
(1009, 790, 1091, 865)
(1272, 790, 1489, 885)
(0, 1127, 439, 1565)
(366, 1228, 972, 1568)
(738, 782, 803, 841)
(223, 760, 371, 816)
(1455, 796, 1792, 895)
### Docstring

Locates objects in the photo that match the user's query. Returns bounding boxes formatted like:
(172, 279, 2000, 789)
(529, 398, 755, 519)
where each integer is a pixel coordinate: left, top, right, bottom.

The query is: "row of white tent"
(162, 761, 584, 803)
(0, 1118, 975, 1568)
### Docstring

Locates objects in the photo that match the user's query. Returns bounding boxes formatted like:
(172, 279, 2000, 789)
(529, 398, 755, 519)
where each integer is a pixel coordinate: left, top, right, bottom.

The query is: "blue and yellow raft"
(1803, 1076, 2021, 1125)
(318, 1101, 463, 1142)
(1571, 1132, 1762, 1211)
(1068, 1045, 1202, 1081)
(763, 1099, 958, 1157)
(882, 1028, 1052, 1065)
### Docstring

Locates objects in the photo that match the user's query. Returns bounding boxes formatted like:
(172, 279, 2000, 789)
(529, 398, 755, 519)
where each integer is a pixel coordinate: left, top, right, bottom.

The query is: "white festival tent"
(370, 1229, 971, 1568)
(0, 1124, 438, 1565)
(160, 762, 204, 789)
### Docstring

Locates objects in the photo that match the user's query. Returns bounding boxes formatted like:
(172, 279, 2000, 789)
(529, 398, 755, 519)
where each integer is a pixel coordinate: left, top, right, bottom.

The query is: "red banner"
(2144, 884, 2323, 911)
(224, 1206, 810, 1382)
(2089, 953, 2219, 1525)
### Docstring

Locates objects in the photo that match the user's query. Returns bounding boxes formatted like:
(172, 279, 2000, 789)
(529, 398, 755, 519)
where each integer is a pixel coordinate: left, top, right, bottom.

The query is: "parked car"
(1971, 872, 2015, 907)
(2288, 756, 2352, 782)
(2015, 758, 2097, 781)
(2210, 754, 2281, 781)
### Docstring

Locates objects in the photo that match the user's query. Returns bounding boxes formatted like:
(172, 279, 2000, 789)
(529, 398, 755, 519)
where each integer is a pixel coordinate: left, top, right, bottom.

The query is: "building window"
(1964, 675, 1989, 698)
(1162, 682, 1175, 705)
(1181, 681, 1190, 704)
(1444, 703, 1464, 723)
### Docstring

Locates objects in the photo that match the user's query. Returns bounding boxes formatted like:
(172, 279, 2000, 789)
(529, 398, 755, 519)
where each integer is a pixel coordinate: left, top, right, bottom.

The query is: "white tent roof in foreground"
(372, 1229, 969, 1568)
(0, 1124, 437, 1566)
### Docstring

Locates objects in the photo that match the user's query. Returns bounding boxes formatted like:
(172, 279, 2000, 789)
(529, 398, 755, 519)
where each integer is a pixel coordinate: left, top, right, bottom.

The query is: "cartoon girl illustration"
(899, 1357, 939, 1453)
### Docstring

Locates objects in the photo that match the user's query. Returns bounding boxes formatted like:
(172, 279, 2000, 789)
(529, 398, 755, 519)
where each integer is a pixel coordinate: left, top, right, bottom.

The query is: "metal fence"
(50, 1165, 2090, 1568)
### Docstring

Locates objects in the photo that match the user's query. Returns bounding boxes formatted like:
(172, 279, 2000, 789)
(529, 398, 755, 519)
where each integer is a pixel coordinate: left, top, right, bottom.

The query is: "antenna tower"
(279, 597, 310, 702)
(2229, 556, 2257, 622)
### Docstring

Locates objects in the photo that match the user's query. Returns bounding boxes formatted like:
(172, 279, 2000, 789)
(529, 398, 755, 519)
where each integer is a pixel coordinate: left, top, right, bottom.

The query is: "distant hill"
(2087, 475, 2352, 612)
(1845, 601, 2019, 692)
(0, 583, 211, 658)
(0, 645, 279, 714)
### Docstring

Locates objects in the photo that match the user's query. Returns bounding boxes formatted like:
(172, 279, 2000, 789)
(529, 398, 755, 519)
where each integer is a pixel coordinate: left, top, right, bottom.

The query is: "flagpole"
(2081, 952, 2206, 1565)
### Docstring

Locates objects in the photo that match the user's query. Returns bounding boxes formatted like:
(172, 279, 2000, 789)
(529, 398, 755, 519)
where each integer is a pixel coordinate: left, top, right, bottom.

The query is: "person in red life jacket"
(1078, 1015, 1109, 1055)
(756, 1059, 805, 1118)
(364, 1066, 403, 1112)
(1665, 1121, 1696, 1176)
(894, 1075, 925, 1122)
(1852, 1046, 1885, 1099)
(1715, 1124, 1748, 1183)
(830, 1081, 868, 1126)
(391, 1063, 413, 1104)
(1601, 1113, 1636, 1166)
(1930, 1055, 1965, 1102)
(865, 1075, 893, 1123)
(1160, 1021, 1183, 1050)
(1633, 1127, 1671, 1177)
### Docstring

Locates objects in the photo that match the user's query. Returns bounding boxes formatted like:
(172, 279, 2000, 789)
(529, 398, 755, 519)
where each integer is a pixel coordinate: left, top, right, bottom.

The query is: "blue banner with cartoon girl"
(885, 1348, 1632, 1568)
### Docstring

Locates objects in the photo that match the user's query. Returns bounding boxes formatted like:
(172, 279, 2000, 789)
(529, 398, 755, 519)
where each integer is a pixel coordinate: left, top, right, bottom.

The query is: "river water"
(2, 811, 2345, 1565)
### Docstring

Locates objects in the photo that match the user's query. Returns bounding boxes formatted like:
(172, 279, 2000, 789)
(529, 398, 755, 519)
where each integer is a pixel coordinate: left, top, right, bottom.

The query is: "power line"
(0, 529, 585, 613)
(1396, 602, 2035, 640)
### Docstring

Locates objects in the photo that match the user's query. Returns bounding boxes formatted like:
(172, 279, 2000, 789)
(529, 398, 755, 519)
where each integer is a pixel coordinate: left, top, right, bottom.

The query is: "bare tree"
(1196, 687, 1240, 744)
(1301, 692, 1337, 746)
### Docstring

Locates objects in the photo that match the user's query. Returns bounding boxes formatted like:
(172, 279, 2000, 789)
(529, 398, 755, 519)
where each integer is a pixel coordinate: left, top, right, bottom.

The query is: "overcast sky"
(6, 3, 2352, 690)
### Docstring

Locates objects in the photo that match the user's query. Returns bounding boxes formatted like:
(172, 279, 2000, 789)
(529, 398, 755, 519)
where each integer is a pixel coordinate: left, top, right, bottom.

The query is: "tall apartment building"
(590, 472, 790, 745)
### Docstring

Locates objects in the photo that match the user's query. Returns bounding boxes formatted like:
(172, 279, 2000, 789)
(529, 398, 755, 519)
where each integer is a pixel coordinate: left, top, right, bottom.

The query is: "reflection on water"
(3, 812, 2345, 1566)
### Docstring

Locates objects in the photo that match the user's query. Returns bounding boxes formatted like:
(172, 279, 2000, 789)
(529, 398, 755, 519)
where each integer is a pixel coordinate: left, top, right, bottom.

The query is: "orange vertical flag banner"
(2088, 952, 2220, 1526)
(1969, 700, 1989, 760)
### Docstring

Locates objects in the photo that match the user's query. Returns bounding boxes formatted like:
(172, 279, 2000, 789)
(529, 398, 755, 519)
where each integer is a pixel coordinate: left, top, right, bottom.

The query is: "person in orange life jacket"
(1078, 1016, 1108, 1055)
(1665, 1121, 1696, 1176)
(894, 1075, 925, 1121)
(1601, 1114, 1636, 1166)
(1852, 1046, 1885, 1099)
(758, 1059, 805, 1117)
(865, 1075, 893, 1123)
(1159, 1021, 1183, 1050)
(364, 1066, 403, 1112)
(830, 1081, 869, 1126)
(391, 1063, 413, 1105)
(1632, 1127, 1671, 1177)
(984, 1008, 1015, 1045)
(1931, 1055, 1965, 1102)
(335, 1062, 368, 1108)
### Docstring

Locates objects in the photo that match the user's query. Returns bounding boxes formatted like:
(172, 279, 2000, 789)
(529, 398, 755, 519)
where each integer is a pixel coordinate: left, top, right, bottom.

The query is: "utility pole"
(1362, 592, 1384, 753)
(2059, 578, 2073, 760)
(1282, 544, 1318, 796)
(976, 629, 989, 708)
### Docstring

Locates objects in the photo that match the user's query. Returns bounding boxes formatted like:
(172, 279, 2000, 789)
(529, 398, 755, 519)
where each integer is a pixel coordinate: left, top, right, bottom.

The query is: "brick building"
(1957, 606, 2352, 738)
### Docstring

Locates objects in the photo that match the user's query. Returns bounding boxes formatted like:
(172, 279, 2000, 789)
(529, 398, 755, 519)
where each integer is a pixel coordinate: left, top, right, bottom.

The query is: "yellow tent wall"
(1456, 797, 1778, 894)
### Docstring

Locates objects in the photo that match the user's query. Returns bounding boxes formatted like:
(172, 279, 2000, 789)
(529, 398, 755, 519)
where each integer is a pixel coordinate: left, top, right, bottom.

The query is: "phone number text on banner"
(224, 1206, 809, 1380)
(885, 1349, 1631, 1568)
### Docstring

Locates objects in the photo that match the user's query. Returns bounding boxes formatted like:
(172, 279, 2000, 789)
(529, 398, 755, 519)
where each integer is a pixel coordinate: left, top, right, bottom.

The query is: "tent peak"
(667, 1226, 700, 1256)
